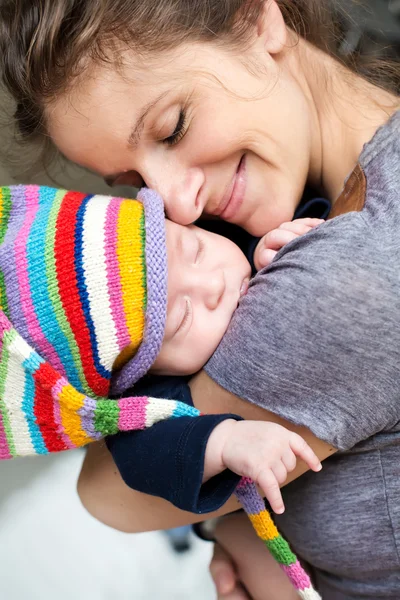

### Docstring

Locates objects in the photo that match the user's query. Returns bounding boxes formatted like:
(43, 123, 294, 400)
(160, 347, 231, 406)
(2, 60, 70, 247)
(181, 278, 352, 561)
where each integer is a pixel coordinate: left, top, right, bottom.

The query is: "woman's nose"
(146, 164, 205, 226)
(203, 272, 226, 311)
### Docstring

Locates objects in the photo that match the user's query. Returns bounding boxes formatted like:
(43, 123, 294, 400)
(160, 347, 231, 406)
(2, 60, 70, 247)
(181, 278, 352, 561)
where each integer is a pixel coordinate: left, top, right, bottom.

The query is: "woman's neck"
(287, 38, 399, 202)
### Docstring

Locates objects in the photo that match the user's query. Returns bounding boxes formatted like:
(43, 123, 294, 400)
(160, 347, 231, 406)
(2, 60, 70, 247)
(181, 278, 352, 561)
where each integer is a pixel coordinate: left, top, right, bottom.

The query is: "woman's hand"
(210, 543, 251, 600)
(254, 218, 324, 271)
(210, 512, 300, 600)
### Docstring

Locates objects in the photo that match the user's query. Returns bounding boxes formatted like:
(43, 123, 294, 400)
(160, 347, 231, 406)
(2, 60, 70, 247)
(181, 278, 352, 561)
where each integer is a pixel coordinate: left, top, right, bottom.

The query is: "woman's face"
(48, 5, 316, 235)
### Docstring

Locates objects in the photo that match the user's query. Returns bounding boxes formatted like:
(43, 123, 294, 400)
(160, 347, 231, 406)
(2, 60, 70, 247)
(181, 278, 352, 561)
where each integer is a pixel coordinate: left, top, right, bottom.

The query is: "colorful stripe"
(1, 185, 32, 342)
(3, 331, 34, 456)
(21, 352, 47, 454)
(0, 186, 12, 244)
(33, 360, 67, 453)
(45, 189, 91, 393)
(0, 326, 14, 458)
(54, 191, 109, 397)
(56, 380, 91, 448)
(105, 198, 131, 351)
(50, 378, 75, 451)
(14, 186, 65, 374)
(74, 194, 112, 386)
(3, 330, 35, 457)
(0, 270, 9, 318)
(117, 200, 146, 352)
(81, 195, 121, 372)
(78, 396, 102, 441)
(117, 395, 148, 431)
(0, 410, 10, 459)
(26, 187, 81, 387)
(0, 187, 11, 318)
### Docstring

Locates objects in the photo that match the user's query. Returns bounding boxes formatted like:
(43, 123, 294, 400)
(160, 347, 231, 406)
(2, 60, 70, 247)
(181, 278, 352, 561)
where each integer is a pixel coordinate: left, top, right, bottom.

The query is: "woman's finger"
(217, 584, 253, 600)
(210, 542, 239, 596)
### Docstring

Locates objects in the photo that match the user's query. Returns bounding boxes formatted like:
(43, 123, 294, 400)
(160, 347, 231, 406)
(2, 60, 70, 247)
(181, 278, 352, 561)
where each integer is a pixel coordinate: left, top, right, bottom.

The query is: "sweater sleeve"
(106, 376, 241, 514)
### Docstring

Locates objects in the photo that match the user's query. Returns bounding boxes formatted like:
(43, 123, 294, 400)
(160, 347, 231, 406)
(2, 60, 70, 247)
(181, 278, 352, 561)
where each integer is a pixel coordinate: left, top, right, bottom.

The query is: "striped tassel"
(235, 478, 322, 599)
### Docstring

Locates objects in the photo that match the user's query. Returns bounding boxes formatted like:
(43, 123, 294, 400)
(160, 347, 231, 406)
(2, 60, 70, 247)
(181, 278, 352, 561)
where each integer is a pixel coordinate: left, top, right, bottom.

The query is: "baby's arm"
(106, 377, 320, 516)
(106, 375, 242, 513)
(204, 419, 322, 514)
(254, 218, 324, 271)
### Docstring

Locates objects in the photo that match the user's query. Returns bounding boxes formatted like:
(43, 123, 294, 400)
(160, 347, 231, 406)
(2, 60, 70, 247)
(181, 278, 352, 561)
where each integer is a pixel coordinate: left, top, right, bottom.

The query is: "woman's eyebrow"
(127, 91, 169, 149)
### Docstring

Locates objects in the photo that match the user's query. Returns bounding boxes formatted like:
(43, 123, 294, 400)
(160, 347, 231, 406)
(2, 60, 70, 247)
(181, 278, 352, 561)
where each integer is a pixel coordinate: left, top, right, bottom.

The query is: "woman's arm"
(78, 372, 336, 533)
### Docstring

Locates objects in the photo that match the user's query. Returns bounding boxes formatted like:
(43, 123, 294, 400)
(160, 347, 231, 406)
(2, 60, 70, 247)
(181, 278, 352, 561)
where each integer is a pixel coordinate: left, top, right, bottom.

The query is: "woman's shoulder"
(361, 109, 400, 230)
(205, 210, 400, 450)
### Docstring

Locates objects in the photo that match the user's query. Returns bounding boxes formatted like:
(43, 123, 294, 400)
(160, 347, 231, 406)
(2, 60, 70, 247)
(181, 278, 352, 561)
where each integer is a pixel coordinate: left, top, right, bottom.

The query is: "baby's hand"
(254, 218, 324, 271)
(204, 420, 322, 514)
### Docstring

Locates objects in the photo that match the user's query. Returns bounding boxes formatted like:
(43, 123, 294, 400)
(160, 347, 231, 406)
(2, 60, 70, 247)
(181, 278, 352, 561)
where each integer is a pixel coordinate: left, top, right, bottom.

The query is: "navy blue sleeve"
(106, 376, 242, 514)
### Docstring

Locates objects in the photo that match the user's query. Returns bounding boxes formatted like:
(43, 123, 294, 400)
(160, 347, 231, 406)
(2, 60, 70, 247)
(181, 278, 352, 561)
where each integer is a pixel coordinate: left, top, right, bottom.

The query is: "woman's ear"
(257, 0, 287, 55)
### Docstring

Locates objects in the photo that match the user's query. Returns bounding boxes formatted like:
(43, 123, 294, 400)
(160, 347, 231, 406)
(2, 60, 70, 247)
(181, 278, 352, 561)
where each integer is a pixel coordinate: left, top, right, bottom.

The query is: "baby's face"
(152, 221, 251, 375)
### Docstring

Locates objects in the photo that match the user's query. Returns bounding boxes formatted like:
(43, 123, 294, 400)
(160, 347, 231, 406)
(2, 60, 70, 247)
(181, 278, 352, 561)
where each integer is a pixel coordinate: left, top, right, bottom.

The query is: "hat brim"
(111, 189, 167, 395)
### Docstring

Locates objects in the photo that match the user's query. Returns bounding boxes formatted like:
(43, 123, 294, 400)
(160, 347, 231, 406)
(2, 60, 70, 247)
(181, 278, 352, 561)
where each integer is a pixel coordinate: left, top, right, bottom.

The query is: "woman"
(1, 1, 399, 598)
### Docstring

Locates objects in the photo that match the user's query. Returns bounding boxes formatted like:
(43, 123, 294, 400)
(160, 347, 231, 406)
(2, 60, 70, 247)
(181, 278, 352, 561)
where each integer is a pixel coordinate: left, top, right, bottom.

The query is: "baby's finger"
(258, 470, 285, 514)
(290, 435, 322, 472)
(282, 449, 297, 473)
(278, 221, 317, 236)
(256, 248, 277, 269)
(272, 461, 288, 485)
(263, 229, 299, 251)
(281, 218, 324, 229)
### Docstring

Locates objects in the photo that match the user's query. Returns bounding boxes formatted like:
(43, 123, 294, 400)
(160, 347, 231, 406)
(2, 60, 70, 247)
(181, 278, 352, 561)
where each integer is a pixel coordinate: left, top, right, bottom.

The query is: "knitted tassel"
(235, 478, 322, 599)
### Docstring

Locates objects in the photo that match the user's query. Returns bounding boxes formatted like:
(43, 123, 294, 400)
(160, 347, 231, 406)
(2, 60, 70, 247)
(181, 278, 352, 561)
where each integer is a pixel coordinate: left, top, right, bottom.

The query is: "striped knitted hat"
(0, 185, 167, 400)
(0, 184, 184, 459)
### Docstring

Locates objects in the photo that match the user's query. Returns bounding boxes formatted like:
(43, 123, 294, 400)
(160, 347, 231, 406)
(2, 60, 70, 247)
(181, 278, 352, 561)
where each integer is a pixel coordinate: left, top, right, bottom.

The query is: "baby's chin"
(151, 346, 221, 377)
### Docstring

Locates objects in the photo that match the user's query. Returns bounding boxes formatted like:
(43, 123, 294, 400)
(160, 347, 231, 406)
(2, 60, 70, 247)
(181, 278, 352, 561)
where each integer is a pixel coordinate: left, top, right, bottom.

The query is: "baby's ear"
(256, 0, 288, 55)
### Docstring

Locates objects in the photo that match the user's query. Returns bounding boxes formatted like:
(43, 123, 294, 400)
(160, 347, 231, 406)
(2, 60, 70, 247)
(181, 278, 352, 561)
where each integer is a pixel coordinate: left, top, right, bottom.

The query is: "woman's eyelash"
(163, 109, 187, 146)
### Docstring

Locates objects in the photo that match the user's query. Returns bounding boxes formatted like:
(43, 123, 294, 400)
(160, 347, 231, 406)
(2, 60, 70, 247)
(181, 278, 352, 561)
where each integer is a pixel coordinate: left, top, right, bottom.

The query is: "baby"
(0, 185, 322, 597)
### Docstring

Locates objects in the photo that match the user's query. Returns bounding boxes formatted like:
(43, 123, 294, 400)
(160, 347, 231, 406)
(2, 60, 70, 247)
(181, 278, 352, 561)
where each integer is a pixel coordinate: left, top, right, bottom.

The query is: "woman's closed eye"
(163, 109, 187, 146)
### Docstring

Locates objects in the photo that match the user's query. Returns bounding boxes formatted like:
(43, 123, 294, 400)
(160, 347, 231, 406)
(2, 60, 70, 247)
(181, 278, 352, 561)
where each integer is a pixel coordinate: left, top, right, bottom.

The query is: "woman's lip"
(220, 154, 247, 221)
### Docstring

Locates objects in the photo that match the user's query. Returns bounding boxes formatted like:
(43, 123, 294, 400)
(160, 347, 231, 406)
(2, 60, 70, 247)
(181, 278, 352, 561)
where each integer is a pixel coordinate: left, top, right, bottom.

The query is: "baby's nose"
(204, 272, 225, 310)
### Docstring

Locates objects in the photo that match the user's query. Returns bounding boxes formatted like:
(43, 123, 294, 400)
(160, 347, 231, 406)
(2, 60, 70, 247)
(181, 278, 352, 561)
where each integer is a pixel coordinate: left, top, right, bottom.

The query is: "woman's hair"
(0, 0, 398, 162)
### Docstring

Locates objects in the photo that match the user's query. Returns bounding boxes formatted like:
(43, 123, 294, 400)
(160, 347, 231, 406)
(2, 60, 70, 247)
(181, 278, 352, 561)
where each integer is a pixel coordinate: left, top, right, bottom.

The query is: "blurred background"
(0, 1, 399, 599)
